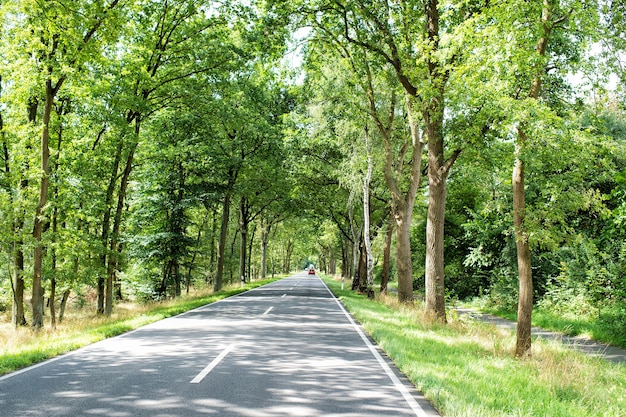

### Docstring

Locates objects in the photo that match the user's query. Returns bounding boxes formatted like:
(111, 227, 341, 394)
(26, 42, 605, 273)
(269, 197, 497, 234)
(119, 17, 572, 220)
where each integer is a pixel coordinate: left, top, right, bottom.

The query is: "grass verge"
(323, 276, 626, 417)
(0, 277, 281, 377)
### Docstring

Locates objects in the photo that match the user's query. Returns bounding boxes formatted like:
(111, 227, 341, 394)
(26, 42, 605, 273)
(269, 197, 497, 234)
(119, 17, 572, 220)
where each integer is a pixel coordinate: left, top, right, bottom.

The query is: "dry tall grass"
(0, 285, 217, 357)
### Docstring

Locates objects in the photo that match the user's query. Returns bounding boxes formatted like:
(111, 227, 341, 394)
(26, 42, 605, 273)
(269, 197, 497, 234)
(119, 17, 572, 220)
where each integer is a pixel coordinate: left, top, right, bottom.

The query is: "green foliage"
(0, 0, 623, 342)
(452, 95, 626, 315)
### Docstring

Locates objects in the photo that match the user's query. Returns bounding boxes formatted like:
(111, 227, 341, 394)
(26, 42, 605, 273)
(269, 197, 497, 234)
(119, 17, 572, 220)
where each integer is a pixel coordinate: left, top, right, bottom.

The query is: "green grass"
(0, 277, 281, 376)
(323, 276, 626, 417)
(476, 302, 626, 348)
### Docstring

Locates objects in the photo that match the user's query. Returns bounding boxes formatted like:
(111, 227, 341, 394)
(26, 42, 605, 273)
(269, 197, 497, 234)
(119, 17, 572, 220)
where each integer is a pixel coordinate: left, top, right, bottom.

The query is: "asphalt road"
(0, 273, 439, 417)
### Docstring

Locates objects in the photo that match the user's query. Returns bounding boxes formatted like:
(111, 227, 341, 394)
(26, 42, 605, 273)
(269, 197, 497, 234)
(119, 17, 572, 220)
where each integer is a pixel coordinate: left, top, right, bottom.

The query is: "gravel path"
(454, 308, 626, 364)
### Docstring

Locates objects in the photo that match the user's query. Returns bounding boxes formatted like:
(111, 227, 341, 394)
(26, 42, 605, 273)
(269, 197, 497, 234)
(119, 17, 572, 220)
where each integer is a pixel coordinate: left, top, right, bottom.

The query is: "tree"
(296, 1, 425, 305)
(506, 0, 596, 357)
(0, 74, 29, 327)
(91, 0, 236, 313)
(449, 0, 603, 355)
(3, 0, 124, 328)
(362, 125, 374, 296)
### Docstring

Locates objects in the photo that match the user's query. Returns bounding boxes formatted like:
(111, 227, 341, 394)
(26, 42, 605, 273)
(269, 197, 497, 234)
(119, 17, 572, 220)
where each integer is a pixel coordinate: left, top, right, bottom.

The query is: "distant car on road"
(308, 268, 315, 275)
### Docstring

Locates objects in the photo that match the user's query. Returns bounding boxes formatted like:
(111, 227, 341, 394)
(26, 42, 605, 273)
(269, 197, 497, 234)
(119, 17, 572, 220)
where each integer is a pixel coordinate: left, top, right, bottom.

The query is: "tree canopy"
(0, 0, 624, 357)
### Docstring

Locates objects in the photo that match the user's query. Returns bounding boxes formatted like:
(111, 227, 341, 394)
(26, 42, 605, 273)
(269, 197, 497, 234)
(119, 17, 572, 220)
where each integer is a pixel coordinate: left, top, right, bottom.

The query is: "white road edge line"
(319, 278, 431, 417)
(190, 345, 233, 384)
(263, 306, 274, 315)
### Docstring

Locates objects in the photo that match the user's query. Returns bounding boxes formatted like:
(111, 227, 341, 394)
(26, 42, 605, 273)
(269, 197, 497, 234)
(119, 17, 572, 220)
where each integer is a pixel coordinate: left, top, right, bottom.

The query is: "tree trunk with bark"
(284, 240, 294, 274)
(97, 136, 123, 315)
(207, 208, 218, 284)
(59, 289, 70, 323)
(384, 96, 424, 303)
(514, 0, 555, 357)
(32, 80, 59, 329)
(355, 238, 368, 293)
(347, 192, 362, 289)
(106, 137, 138, 316)
(363, 126, 374, 297)
(12, 249, 27, 326)
(49, 278, 57, 330)
(380, 209, 394, 294)
(239, 197, 249, 284)
(513, 142, 533, 357)
(215, 191, 231, 292)
(1, 82, 27, 327)
(260, 219, 271, 279)
(424, 118, 449, 323)
(247, 223, 256, 281)
(421, 0, 464, 323)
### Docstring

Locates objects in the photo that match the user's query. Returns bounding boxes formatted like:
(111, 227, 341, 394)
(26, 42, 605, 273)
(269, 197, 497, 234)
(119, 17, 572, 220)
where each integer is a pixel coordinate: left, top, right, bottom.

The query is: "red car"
(308, 268, 315, 275)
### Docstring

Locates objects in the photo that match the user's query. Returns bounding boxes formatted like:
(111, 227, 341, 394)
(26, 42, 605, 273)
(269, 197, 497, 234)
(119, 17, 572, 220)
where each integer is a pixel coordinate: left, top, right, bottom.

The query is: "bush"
(538, 278, 597, 318)
(484, 267, 519, 311)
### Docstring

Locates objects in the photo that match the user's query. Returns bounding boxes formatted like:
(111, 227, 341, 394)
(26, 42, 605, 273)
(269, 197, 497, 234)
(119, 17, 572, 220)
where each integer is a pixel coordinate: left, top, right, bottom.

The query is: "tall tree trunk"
(394, 203, 413, 301)
(32, 80, 59, 329)
(208, 207, 218, 285)
(50, 199, 58, 330)
(7, 159, 28, 326)
(260, 219, 271, 279)
(248, 223, 256, 281)
(342, 240, 349, 278)
(187, 211, 208, 293)
(106, 139, 138, 316)
(239, 197, 248, 284)
(173, 258, 181, 297)
(357, 238, 368, 293)
(363, 126, 374, 297)
(215, 191, 231, 292)
(514, 0, 554, 357)
(96, 278, 105, 314)
(422, 0, 462, 323)
(385, 96, 424, 303)
(424, 122, 448, 323)
(49, 102, 64, 330)
(284, 240, 293, 273)
(513, 139, 533, 357)
(12, 248, 27, 326)
(341, 239, 350, 289)
(367, 62, 423, 303)
(348, 192, 362, 289)
(1, 82, 27, 327)
(329, 250, 336, 275)
(49, 278, 57, 330)
(59, 289, 70, 323)
(98, 136, 123, 315)
(380, 209, 394, 295)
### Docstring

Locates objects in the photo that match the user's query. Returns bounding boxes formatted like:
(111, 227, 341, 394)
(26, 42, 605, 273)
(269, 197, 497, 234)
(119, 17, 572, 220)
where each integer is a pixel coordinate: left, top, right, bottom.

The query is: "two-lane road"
(0, 274, 439, 416)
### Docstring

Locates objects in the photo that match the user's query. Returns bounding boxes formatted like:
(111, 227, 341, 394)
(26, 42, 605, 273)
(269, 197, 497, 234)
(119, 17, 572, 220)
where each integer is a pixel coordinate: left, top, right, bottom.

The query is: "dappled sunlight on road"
(0, 275, 437, 416)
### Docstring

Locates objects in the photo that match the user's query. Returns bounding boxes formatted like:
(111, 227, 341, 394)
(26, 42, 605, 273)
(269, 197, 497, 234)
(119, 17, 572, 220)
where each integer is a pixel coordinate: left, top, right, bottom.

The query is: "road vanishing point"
(0, 273, 440, 417)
